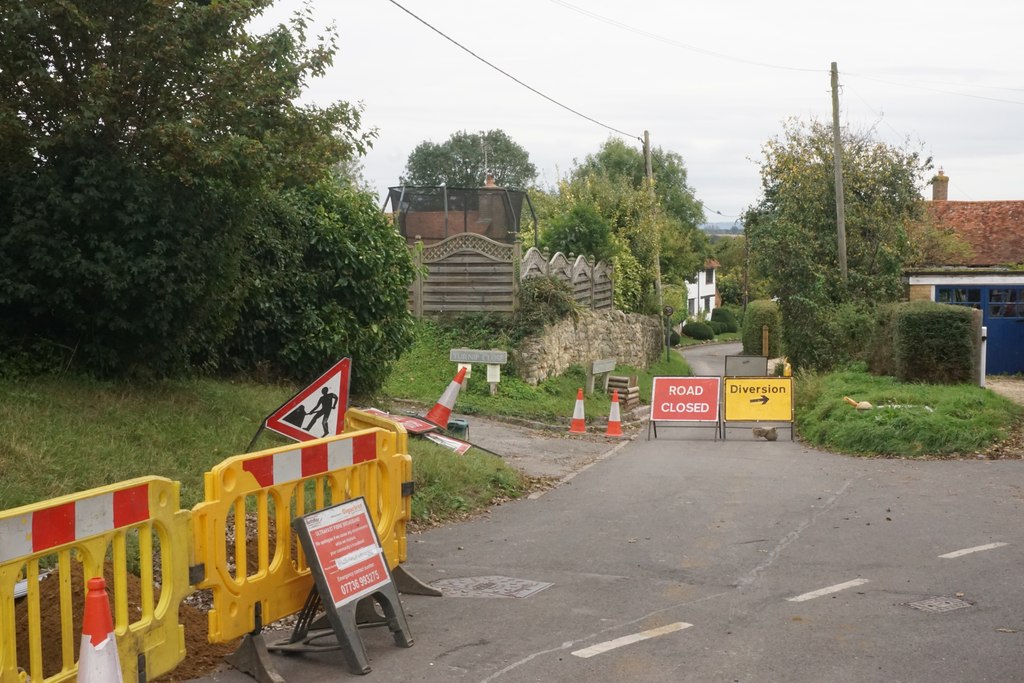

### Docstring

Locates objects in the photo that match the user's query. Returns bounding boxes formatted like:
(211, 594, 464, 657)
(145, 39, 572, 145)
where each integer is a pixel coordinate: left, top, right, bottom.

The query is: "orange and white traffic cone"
(78, 577, 124, 683)
(425, 366, 467, 427)
(569, 388, 587, 434)
(605, 389, 624, 437)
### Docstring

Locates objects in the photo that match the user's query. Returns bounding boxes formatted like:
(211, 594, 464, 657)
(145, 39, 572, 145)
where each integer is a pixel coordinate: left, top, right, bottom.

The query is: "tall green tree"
(743, 118, 930, 369)
(572, 138, 708, 289)
(401, 129, 536, 188)
(0, 0, 371, 376)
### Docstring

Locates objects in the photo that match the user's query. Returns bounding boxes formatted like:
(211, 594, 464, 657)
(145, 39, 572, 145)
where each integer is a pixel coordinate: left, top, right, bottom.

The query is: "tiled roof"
(925, 201, 1024, 266)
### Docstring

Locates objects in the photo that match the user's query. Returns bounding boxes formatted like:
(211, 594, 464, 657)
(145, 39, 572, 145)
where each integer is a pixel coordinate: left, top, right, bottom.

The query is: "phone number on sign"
(340, 570, 381, 595)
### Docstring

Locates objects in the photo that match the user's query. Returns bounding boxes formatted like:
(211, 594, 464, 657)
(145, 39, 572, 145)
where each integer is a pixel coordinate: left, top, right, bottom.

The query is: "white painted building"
(685, 259, 719, 317)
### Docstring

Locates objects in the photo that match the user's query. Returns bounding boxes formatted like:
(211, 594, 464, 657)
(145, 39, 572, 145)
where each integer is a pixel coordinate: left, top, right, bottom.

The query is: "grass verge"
(382, 320, 692, 425)
(794, 366, 1023, 457)
(0, 376, 526, 524)
(407, 439, 527, 526)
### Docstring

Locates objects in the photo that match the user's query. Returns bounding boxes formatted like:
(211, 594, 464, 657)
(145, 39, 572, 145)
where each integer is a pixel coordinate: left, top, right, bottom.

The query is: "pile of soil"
(14, 561, 238, 682)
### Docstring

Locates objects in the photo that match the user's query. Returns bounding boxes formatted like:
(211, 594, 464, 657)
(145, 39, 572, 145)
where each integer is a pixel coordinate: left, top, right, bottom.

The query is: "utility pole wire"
(384, 0, 642, 141)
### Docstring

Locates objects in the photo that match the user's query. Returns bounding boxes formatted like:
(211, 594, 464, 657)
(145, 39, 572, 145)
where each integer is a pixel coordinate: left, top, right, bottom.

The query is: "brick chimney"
(932, 168, 949, 201)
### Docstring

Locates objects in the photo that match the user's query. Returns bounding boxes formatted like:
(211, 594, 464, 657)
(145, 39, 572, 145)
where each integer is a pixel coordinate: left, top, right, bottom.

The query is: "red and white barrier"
(605, 390, 624, 437)
(0, 484, 150, 564)
(78, 576, 124, 683)
(569, 388, 586, 434)
(241, 434, 377, 488)
(425, 367, 467, 428)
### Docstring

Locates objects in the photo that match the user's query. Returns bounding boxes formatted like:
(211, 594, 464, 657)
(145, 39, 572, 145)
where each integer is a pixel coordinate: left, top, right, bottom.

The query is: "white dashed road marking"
(571, 622, 692, 658)
(939, 542, 1008, 559)
(786, 578, 870, 602)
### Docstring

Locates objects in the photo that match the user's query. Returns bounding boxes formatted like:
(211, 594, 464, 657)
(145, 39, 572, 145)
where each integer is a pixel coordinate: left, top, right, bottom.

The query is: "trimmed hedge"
(891, 301, 978, 384)
(711, 307, 739, 333)
(682, 321, 715, 340)
(741, 300, 781, 356)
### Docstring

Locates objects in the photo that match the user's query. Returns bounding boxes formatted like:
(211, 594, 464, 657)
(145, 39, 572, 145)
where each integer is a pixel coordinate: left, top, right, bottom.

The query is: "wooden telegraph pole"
(644, 130, 664, 309)
(830, 62, 848, 287)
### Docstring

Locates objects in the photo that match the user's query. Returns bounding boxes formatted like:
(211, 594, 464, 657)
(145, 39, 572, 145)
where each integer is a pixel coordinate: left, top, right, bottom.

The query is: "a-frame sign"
(266, 358, 351, 442)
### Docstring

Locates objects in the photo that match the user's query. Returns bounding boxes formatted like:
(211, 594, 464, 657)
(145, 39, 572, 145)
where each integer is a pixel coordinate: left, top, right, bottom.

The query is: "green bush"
(682, 321, 715, 340)
(669, 329, 681, 346)
(785, 300, 881, 373)
(892, 301, 978, 384)
(708, 320, 726, 335)
(866, 304, 899, 376)
(513, 276, 578, 341)
(741, 300, 781, 356)
(224, 183, 416, 394)
(828, 303, 879, 368)
(720, 305, 745, 327)
(711, 307, 739, 333)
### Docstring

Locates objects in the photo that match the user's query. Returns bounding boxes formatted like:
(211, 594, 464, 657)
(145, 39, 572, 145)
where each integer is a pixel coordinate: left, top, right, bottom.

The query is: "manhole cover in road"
(431, 575, 553, 599)
(908, 597, 972, 613)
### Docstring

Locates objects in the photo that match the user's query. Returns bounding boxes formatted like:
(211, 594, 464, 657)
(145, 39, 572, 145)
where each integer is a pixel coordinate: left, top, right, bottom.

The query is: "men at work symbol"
(305, 387, 338, 436)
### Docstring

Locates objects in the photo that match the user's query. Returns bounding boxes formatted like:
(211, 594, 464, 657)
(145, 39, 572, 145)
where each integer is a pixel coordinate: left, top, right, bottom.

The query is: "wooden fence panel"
(410, 241, 613, 317)
(412, 233, 517, 315)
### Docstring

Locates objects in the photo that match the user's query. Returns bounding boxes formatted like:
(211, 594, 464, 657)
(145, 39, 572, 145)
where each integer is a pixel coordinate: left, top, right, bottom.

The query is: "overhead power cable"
(551, 0, 1024, 107)
(550, 0, 821, 75)
(844, 71, 1024, 106)
(384, 0, 642, 141)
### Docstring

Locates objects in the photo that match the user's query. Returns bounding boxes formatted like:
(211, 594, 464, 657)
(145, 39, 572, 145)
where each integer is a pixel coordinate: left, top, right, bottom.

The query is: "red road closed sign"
(650, 377, 721, 422)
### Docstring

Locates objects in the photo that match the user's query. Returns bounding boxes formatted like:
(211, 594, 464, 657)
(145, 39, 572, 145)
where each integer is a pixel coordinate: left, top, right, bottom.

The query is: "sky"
(251, 0, 1024, 222)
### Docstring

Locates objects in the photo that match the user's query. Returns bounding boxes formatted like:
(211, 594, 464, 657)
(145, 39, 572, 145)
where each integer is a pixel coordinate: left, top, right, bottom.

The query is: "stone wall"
(513, 309, 664, 385)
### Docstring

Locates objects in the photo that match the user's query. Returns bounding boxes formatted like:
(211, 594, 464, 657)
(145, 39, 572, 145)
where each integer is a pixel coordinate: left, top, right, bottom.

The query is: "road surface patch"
(571, 622, 692, 658)
(908, 596, 972, 613)
(786, 578, 869, 602)
(430, 575, 552, 598)
(938, 542, 1007, 559)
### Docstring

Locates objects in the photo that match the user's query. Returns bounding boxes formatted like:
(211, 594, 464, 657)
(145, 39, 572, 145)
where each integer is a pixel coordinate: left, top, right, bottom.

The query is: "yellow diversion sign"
(723, 377, 793, 422)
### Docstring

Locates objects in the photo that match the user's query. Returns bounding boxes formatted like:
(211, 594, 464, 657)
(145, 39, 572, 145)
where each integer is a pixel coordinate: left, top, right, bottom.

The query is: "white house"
(685, 259, 720, 317)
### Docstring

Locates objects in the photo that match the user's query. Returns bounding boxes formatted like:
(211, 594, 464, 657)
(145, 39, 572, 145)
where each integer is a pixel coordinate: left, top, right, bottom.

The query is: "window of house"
(988, 288, 1023, 318)
(936, 287, 981, 309)
(703, 296, 712, 312)
(705, 268, 714, 285)
(688, 298, 696, 316)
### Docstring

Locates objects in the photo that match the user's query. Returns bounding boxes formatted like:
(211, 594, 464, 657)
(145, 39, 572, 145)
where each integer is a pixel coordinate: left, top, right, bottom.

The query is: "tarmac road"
(198, 344, 1024, 682)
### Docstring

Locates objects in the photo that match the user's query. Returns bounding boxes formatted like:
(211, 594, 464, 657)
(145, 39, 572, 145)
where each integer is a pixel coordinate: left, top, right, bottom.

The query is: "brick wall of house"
(908, 284, 933, 302)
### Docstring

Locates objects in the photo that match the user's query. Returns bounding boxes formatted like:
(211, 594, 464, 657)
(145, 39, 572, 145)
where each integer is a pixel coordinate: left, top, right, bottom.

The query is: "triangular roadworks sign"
(266, 358, 351, 442)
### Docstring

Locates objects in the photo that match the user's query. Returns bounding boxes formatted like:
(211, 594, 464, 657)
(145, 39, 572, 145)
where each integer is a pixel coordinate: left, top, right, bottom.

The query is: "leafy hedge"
(224, 182, 416, 394)
(891, 301, 977, 384)
(741, 300, 781, 356)
(711, 306, 739, 333)
(682, 321, 714, 340)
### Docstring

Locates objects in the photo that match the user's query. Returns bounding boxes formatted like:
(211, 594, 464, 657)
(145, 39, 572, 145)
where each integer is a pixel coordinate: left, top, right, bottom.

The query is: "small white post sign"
(587, 358, 616, 394)
(450, 348, 507, 396)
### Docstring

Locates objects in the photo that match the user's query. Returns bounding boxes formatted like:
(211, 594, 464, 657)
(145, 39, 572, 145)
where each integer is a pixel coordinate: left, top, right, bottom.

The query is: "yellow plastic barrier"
(0, 477, 192, 683)
(191, 426, 411, 643)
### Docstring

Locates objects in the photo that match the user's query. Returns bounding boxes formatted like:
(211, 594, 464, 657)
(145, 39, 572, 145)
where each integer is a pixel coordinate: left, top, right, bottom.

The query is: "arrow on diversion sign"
(749, 395, 769, 405)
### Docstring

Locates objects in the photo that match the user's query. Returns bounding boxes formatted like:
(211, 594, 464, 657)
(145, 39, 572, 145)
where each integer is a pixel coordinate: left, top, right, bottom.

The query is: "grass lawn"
(795, 366, 1023, 457)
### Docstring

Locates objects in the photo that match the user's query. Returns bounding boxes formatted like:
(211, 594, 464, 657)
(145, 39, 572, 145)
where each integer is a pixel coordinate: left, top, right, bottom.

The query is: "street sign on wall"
(723, 377, 793, 422)
(449, 348, 508, 364)
(650, 377, 721, 422)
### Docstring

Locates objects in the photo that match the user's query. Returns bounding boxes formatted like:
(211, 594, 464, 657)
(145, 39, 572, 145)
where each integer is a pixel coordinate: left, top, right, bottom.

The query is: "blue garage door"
(936, 286, 1024, 375)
